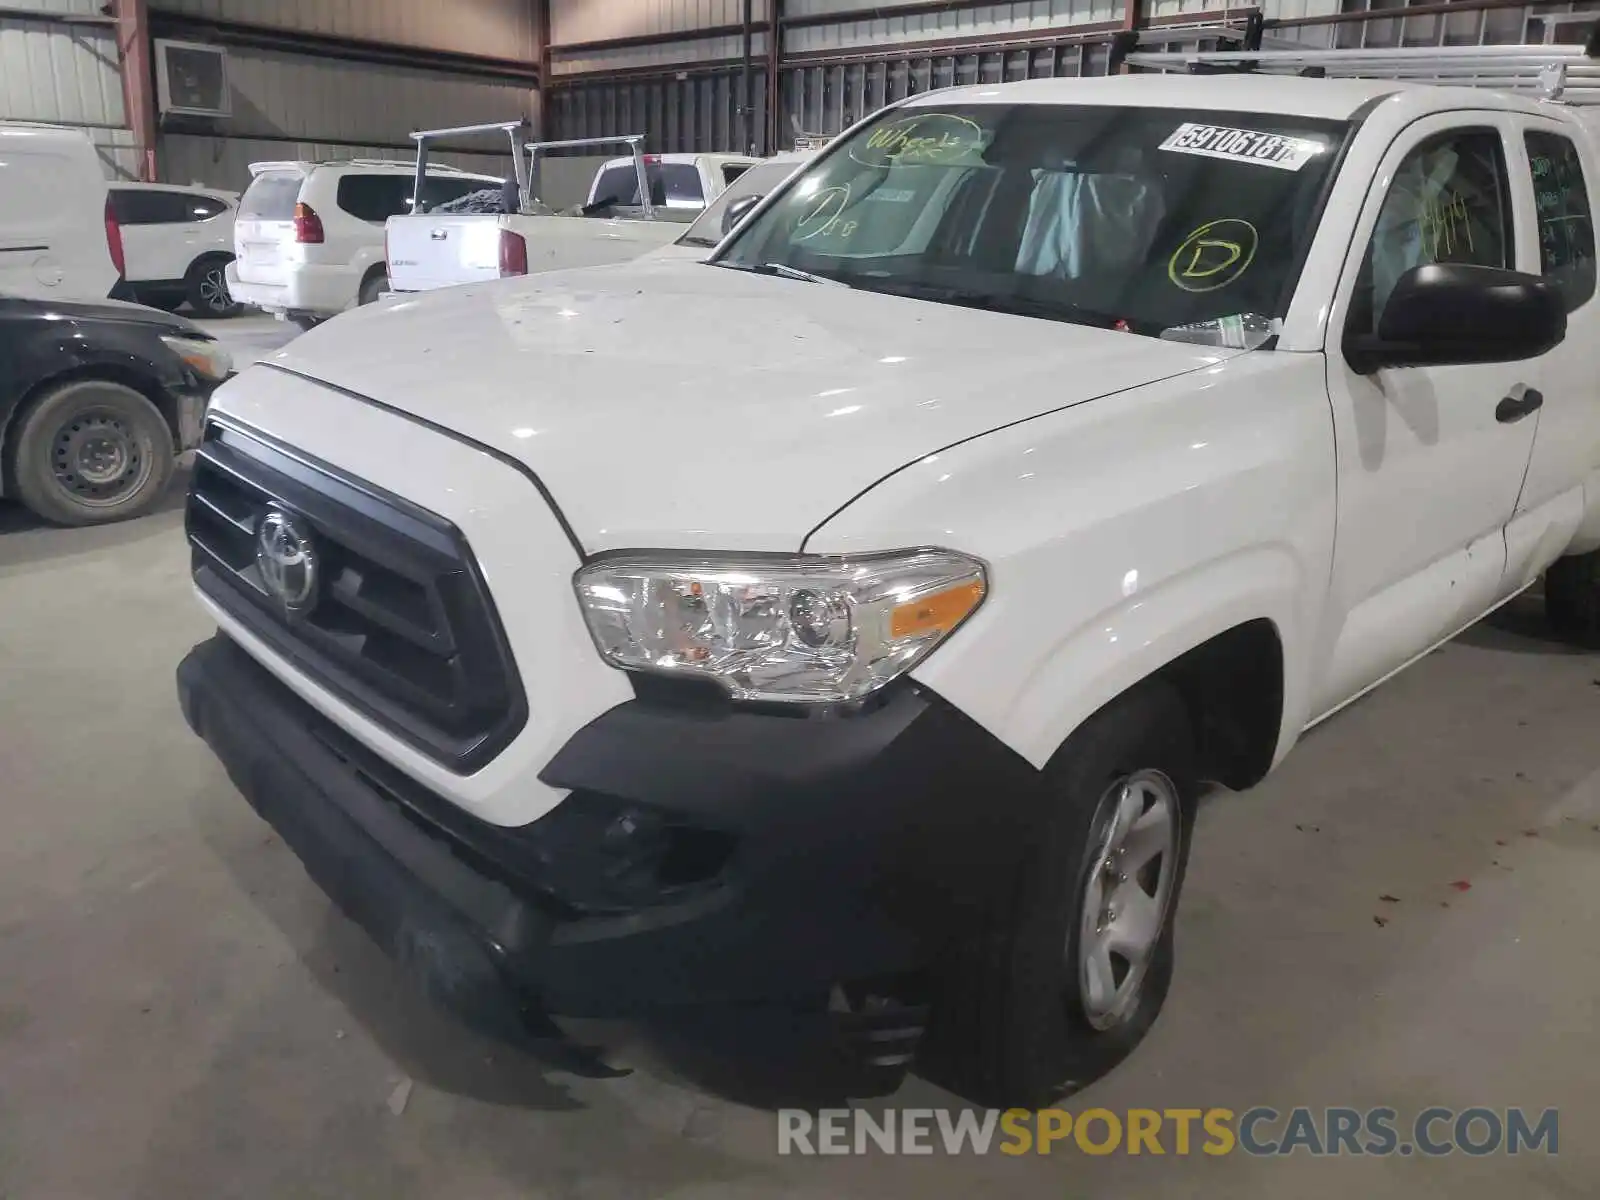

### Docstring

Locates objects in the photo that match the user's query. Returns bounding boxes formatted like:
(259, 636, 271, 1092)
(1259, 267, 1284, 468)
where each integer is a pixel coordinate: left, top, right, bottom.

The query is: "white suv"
(109, 182, 240, 317)
(228, 160, 500, 328)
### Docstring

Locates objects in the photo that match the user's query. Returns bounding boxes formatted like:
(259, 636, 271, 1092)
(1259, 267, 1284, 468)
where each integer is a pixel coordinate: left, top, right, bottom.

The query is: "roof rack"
(409, 119, 532, 214)
(1118, 15, 1600, 104)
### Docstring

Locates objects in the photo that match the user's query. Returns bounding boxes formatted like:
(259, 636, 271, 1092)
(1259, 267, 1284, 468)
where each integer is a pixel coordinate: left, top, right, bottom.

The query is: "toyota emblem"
(255, 508, 320, 614)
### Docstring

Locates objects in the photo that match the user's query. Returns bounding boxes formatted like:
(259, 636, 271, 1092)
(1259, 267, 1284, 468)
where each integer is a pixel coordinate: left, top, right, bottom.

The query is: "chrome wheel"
(1075, 770, 1180, 1032)
(198, 264, 231, 312)
(50, 407, 152, 507)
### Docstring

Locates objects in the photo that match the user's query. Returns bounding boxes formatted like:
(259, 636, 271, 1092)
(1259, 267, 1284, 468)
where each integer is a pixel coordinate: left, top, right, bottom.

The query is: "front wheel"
(6, 379, 175, 526)
(923, 682, 1197, 1108)
(1545, 549, 1600, 648)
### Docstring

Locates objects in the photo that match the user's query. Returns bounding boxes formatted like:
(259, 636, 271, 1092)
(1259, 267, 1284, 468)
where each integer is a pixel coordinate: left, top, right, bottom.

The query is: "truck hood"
(262, 258, 1234, 551)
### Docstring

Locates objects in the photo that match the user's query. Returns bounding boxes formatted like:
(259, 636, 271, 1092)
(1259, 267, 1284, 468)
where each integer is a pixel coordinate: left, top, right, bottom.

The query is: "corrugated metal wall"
(211, 45, 530, 149)
(1, 0, 536, 189)
(553, 0, 770, 45)
(159, 137, 510, 194)
(151, 0, 539, 62)
(0, 2, 141, 177)
(545, 0, 1600, 155)
(552, 30, 769, 76)
(784, 0, 1125, 56)
(155, 45, 534, 191)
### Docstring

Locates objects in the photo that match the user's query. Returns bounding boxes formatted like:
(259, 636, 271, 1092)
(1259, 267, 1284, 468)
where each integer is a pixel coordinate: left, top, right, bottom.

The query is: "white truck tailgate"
(386, 212, 504, 293)
(386, 211, 689, 294)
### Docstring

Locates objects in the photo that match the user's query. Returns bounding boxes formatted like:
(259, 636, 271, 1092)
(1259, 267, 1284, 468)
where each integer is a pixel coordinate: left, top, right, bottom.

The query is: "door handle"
(1496, 386, 1544, 424)
(430, 229, 449, 241)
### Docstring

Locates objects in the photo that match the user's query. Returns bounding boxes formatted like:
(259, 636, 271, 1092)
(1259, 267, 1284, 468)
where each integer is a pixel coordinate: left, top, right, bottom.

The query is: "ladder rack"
(1118, 16, 1600, 104)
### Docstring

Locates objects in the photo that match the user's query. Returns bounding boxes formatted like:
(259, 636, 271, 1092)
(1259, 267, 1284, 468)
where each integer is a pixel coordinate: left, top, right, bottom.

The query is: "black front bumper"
(177, 635, 1045, 1028)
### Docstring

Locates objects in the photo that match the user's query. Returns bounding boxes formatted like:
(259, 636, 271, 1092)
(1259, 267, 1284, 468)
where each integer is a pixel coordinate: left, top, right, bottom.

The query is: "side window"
(188, 195, 229, 221)
(1350, 128, 1512, 336)
(336, 174, 412, 223)
(1526, 130, 1596, 311)
(723, 163, 751, 186)
(112, 189, 198, 224)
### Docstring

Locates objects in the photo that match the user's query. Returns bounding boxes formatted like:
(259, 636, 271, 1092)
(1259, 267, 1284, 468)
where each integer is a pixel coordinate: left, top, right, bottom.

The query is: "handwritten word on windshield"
(850, 113, 987, 169)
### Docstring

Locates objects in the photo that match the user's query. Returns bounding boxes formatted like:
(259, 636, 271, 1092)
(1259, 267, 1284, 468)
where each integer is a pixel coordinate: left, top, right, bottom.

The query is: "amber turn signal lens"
(890, 579, 986, 640)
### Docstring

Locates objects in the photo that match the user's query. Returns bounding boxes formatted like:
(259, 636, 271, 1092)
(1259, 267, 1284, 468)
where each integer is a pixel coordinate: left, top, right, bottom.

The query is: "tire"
(358, 270, 388, 307)
(923, 682, 1198, 1108)
(1545, 549, 1600, 648)
(185, 255, 241, 318)
(5, 378, 176, 527)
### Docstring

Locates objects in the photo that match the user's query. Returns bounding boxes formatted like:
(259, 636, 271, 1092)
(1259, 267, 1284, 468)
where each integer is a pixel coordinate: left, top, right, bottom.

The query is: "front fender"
(0, 317, 186, 432)
(805, 351, 1338, 771)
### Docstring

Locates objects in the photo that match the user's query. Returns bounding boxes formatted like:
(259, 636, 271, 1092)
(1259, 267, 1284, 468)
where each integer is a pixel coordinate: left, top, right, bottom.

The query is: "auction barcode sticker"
(1157, 123, 1327, 171)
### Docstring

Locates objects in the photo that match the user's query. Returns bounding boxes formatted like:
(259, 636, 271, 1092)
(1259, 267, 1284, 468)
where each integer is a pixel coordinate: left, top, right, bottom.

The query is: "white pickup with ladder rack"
(1118, 17, 1600, 105)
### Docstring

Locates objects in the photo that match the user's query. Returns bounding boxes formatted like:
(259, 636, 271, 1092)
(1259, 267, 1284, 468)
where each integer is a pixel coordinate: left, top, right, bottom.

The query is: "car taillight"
(498, 229, 528, 277)
(293, 202, 325, 244)
(104, 195, 125, 277)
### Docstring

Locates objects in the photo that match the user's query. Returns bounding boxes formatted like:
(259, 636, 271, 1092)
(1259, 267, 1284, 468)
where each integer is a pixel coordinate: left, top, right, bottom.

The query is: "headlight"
(161, 334, 233, 381)
(574, 549, 987, 704)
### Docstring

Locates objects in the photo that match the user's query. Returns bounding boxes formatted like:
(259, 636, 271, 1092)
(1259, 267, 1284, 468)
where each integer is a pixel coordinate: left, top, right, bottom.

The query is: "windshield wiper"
(717, 260, 843, 285)
(851, 279, 1124, 329)
(677, 234, 720, 248)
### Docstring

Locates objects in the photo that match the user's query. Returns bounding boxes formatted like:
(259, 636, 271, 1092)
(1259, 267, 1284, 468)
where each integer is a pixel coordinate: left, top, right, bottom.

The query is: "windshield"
(716, 103, 1350, 344)
(678, 159, 808, 247)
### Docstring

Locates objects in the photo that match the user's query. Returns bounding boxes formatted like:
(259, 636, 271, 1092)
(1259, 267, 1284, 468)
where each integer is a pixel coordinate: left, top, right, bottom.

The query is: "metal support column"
(113, 0, 157, 181)
(740, 0, 755, 155)
(766, 0, 784, 153)
(532, 0, 551, 137)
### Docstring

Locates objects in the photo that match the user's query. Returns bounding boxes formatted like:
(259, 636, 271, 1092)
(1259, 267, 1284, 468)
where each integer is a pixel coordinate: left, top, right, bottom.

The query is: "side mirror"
(721, 193, 765, 237)
(1345, 263, 1566, 374)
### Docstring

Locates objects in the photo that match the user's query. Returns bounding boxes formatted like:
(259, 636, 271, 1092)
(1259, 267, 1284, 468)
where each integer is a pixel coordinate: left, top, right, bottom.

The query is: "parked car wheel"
(923, 681, 1197, 1108)
(6, 378, 175, 527)
(358, 269, 388, 306)
(1545, 550, 1600, 648)
(186, 255, 241, 318)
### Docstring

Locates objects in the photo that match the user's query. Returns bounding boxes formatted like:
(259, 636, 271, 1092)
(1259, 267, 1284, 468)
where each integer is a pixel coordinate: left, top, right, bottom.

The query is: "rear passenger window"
(1350, 128, 1512, 337)
(1526, 130, 1596, 311)
(112, 189, 211, 224)
(188, 195, 229, 221)
(723, 163, 751, 185)
(336, 175, 413, 223)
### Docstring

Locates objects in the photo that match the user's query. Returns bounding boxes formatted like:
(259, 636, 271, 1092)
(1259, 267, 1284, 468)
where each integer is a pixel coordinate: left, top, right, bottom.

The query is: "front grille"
(186, 417, 526, 773)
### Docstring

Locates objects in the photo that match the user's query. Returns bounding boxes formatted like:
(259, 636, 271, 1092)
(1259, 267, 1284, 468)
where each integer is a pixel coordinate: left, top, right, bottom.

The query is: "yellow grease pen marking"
(1169, 218, 1259, 293)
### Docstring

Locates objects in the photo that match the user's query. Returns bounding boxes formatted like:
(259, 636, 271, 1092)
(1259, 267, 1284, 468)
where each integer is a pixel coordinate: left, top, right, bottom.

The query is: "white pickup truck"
(178, 51, 1600, 1107)
(385, 131, 758, 293)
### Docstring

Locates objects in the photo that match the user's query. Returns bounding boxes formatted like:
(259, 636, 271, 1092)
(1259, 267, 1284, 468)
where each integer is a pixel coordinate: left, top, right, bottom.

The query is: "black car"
(0, 293, 231, 526)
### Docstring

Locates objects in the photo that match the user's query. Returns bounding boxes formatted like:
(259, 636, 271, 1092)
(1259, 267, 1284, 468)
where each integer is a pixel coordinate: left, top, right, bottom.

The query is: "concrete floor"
(2, 316, 1598, 1197)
